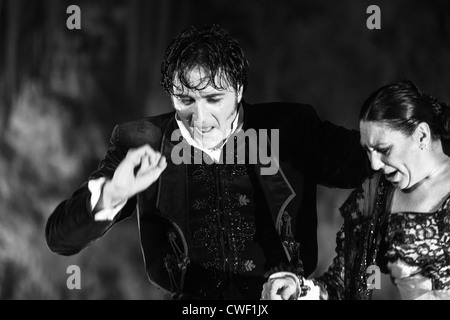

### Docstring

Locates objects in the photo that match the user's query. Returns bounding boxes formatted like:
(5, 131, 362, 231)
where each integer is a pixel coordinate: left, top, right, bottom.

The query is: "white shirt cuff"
(88, 178, 127, 221)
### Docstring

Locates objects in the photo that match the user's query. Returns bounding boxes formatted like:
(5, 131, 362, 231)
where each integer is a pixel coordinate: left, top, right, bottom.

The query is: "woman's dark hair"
(160, 24, 249, 96)
(360, 79, 450, 141)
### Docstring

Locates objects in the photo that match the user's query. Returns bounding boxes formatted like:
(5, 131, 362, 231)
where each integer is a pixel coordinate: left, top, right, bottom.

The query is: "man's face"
(171, 67, 243, 149)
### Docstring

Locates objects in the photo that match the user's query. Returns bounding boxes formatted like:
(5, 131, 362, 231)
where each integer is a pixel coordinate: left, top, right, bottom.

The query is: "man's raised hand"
(102, 144, 167, 209)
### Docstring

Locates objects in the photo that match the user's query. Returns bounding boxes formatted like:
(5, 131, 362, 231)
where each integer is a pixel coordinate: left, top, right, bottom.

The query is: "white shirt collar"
(175, 104, 244, 163)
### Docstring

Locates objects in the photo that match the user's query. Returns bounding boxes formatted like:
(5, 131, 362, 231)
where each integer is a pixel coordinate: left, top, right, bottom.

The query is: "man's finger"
(267, 279, 287, 300)
(126, 144, 157, 164)
(150, 152, 162, 169)
(280, 283, 297, 300)
(136, 155, 167, 186)
(138, 154, 166, 174)
(157, 155, 167, 170)
(261, 282, 269, 300)
(139, 155, 150, 172)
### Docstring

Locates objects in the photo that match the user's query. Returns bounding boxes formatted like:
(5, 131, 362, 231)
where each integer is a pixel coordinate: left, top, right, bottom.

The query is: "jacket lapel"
(241, 103, 297, 238)
(157, 117, 189, 230)
(240, 104, 297, 264)
(255, 160, 296, 236)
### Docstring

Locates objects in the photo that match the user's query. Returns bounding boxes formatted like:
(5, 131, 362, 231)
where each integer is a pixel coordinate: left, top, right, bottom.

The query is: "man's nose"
(369, 153, 384, 171)
(191, 101, 206, 124)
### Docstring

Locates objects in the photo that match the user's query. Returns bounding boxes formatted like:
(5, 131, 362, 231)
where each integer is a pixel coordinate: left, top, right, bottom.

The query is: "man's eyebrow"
(202, 93, 225, 98)
(173, 92, 225, 98)
(173, 93, 191, 97)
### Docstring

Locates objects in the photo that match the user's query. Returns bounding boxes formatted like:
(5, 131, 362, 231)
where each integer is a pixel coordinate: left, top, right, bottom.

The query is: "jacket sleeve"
(45, 125, 137, 255)
(277, 102, 370, 188)
(313, 116, 371, 189)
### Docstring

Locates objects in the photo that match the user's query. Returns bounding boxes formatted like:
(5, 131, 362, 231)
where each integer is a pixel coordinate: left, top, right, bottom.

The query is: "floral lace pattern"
(314, 173, 450, 299)
(384, 196, 450, 290)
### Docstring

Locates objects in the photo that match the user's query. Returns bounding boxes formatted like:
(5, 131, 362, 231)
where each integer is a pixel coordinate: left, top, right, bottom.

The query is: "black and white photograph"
(0, 0, 449, 305)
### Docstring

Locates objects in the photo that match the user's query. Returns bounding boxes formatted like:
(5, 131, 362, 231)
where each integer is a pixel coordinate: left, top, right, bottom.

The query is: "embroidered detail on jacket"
(237, 194, 250, 206)
(192, 198, 208, 210)
(281, 210, 293, 238)
(244, 260, 256, 271)
(193, 210, 256, 273)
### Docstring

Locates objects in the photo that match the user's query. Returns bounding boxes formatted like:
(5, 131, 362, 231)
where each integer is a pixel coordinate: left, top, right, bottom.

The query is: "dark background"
(0, 0, 449, 300)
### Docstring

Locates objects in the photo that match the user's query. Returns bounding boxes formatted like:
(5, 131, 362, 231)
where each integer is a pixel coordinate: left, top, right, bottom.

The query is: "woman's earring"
(419, 143, 427, 150)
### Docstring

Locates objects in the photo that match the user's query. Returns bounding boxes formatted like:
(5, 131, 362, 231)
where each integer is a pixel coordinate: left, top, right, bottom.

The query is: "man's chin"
(193, 133, 225, 150)
(198, 139, 222, 150)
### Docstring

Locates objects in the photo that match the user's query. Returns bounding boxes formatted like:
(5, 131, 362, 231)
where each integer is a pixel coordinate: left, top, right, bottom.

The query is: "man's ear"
(414, 122, 432, 146)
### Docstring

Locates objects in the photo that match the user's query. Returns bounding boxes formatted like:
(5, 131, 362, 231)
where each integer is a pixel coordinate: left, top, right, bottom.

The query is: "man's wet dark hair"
(160, 24, 249, 96)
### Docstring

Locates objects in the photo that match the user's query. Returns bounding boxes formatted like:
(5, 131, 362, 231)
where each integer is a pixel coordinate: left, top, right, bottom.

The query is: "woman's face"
(360, 120, 425, 189)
